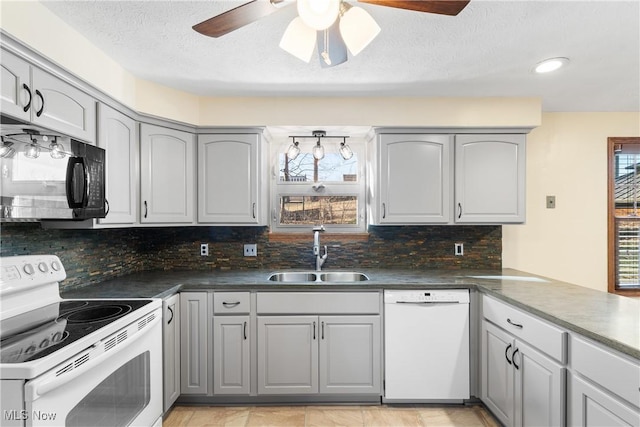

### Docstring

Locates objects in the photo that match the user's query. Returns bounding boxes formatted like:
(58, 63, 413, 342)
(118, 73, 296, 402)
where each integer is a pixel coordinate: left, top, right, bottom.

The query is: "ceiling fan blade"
(193, 0, 284, 38)
(357, 0, 470, 16)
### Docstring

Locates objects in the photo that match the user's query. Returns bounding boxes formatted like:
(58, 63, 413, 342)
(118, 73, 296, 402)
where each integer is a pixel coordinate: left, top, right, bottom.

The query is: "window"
(272, 138, 366, 232)
(608, 137, 640, 295)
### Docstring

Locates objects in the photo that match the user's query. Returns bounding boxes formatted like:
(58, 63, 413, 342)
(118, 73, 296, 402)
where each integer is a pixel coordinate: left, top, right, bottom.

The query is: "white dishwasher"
(383, 289, 470, 403)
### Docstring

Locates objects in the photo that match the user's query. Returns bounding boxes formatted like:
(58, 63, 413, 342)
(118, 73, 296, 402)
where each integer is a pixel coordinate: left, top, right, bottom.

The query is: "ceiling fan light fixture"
(534, 57, 569, 74)
(279, 17, 317, 62)
(339, 3, 381, 56)
(297, 0, 340, 30)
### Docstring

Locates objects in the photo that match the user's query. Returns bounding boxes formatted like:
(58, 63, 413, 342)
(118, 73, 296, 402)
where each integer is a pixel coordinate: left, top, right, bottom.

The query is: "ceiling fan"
(193, 0, 470, 67)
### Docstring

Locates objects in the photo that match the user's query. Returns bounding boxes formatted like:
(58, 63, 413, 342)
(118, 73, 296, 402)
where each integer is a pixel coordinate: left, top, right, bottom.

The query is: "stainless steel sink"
(267, 272, 317, 282)
(319, 272, 370, 282)
(267, 271, 369, 283)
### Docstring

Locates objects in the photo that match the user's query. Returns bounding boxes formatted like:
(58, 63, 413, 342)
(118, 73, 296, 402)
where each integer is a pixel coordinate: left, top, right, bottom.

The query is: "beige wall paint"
(502, 112, 640, 291)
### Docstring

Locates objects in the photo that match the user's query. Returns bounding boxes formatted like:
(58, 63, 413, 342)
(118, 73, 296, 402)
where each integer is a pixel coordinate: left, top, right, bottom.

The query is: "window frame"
(270, 138, 367, 233)
(607, 136, 640, 296)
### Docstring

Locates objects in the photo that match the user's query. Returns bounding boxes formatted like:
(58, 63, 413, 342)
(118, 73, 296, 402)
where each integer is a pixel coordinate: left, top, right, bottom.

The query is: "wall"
(0, 223, 500, 291)
(502, 112, 640, 292)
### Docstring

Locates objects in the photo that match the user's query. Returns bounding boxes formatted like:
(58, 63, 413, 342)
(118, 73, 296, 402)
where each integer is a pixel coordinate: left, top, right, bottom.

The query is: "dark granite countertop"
(61, 268, 640, 360)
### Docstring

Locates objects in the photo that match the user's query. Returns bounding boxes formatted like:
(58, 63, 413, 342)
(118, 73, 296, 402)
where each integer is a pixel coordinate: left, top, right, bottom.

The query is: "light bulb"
(297, 0, 340, 30)
(25, 142, 40, 159)
(287, 141, 301, 160)
(313, 142, 325, 160)
(339, 141, 353, 160)
(49, 140, 66, 159)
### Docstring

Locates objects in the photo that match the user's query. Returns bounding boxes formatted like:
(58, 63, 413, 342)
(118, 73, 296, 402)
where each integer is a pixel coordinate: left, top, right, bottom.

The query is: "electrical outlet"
(244, 244, 257, 257)
(546, 195, 556, 209)
(200, 243, 209, 256)
(455, 243, 464, 256)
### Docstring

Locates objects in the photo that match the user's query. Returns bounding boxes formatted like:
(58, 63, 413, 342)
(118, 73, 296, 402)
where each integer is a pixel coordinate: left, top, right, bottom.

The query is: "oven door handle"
(29, 313, 161, 399)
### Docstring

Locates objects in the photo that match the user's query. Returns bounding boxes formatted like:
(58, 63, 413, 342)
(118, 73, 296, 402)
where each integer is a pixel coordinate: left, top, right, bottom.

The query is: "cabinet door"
(257, 316, 318, 395)
(213, 316, 250, 395)
(197, 134, 259, 224)
(378, 134, 452, 224)
(97, 104, 138, 225)
(180, 292, 208, 395)
(30, 67, 97, 144)
(481, 320, 515, 427)
(513, 340, 565, 427)
(140, 124, 195, 223)
(319, 316, 381, 394)
(455, 134, 525, 223)
(0, 49, 31, 121)
(570, 375, 639, 427)
(163, 294, 180, 411)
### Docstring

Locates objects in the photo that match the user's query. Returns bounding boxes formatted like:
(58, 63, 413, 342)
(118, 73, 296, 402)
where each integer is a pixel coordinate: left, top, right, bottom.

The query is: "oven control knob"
(23, 264, 35, 275)
(38, 262, 49, 273)
(51, 261, 61, 271)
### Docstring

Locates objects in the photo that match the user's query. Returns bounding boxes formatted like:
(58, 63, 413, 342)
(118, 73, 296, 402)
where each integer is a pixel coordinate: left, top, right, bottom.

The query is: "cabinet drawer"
(213, 292, 250, 314)
(257, 292, 380, 314)
(572, 335, 640, 407)
(483, 296, 566, 363)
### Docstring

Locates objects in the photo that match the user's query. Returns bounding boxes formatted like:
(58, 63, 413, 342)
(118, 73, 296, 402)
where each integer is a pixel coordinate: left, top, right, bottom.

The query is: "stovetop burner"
(0, 299, 151, 364)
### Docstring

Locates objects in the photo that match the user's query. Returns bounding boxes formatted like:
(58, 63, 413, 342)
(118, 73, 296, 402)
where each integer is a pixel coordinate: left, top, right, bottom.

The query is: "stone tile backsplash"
(0, 223, 500, 290)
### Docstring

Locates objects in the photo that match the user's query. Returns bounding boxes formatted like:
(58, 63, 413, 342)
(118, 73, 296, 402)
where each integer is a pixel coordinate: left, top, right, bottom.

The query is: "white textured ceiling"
(40, 0, 640, 112)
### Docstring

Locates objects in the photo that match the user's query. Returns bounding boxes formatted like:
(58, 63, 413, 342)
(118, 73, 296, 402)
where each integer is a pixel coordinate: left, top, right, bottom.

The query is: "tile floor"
(164, 404, 500, 427)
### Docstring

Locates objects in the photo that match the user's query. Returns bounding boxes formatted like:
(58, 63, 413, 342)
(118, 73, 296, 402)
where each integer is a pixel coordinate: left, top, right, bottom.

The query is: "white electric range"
(0, 255, 163, 427)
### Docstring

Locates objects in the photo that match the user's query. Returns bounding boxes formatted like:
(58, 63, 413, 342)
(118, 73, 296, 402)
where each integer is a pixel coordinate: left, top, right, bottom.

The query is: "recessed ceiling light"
(534, 57, 569, 73)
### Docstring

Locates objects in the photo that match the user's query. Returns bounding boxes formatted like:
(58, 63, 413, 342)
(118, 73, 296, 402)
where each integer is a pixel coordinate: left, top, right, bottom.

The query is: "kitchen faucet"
(313, 225, 328, 271)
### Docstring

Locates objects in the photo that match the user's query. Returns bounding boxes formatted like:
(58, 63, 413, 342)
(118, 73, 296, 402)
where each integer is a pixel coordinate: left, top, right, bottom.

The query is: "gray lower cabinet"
(163, 294, 180, 411)
(180, 292, 208, 395)
(213, 315, 251, 395)
(257, 315, 381, 395)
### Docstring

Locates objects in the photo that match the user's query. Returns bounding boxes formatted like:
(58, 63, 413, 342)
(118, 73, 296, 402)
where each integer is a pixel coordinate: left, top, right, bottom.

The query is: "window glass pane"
(616, 218, 640, 288)
(66, 352, 150, 427)
(614, 152, 640, 216)
(279, 152, 358, 183)
(279, 196, 358, 225)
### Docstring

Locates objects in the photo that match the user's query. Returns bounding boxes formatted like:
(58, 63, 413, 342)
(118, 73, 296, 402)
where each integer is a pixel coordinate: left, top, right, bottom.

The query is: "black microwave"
(0, 127, 106, 221)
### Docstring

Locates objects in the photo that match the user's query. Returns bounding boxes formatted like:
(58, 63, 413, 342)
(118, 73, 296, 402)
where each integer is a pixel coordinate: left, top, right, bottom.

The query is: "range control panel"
(0, 255, 66, 285)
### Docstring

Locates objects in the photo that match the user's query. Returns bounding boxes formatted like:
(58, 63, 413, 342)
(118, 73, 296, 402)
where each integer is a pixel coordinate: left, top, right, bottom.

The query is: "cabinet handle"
(105, 199, 110, 216)
(382, 203, 386, 219)
(458, 203, 462, 219)
(35, 89, 44, 117)
(222, 301, 241, 308)
(22, 83, 32, 112)
(313, 321, 316, 340)
(505, 343, 513, 365)
(512, 348, 520, 370)
(321, 321, 325, 340)
(167, 306, 174, 325)
(252, 203, 256, 219)
(507, 318, 524, 329)
(144, 201, 148, 218)
(243, 321, 247, 340)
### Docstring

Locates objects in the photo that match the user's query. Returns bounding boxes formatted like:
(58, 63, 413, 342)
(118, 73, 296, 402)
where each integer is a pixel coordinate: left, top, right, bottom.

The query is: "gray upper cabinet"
(455, 134, 526, 223)
(140, 124, 195, 224)
(197, 133, 261, 224)
(1, 49, 96, 144)
(374, 134, 453, 224)
(97, 104, 138, 225)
